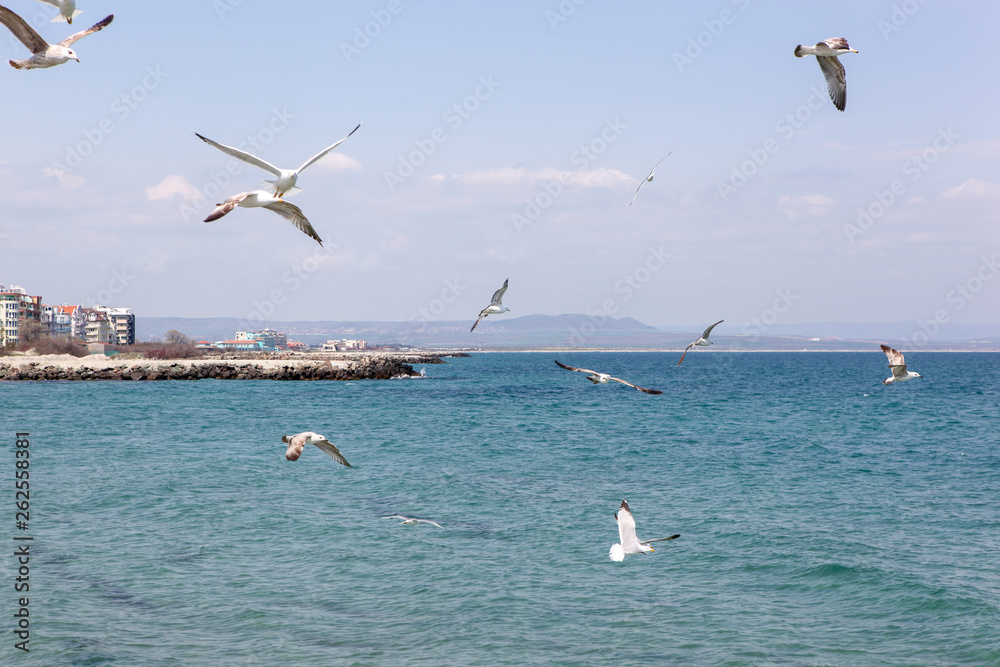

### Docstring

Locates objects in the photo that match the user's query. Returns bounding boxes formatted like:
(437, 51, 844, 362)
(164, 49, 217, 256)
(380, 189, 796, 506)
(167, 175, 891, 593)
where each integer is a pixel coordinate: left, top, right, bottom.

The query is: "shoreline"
(0, 352, 462, 382)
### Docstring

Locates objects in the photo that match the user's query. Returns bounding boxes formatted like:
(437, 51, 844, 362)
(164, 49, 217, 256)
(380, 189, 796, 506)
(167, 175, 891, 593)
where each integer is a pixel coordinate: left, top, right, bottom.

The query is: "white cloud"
(940, 178, 1000, 200)
(776, 194, 835, 219)
(41, 167, 85, 190)
(313, 153, 364, 172)
(146, 175, 202, 202)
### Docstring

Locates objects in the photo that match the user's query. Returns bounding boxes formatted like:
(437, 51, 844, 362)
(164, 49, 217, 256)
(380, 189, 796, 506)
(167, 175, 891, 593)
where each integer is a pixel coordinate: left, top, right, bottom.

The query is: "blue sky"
(1, 0, 998, 337)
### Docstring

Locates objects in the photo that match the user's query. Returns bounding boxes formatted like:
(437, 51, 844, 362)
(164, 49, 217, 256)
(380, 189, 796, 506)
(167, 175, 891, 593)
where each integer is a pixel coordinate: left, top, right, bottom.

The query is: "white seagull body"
(554, 360, 663, 395)
(470, 279, 509, 331)
(33, 0, 81, 24)
(794, 38, 858, 112)
(609, 499, 680, 562)
(0, 6, 111, 69)
(381, 516, 446, 530)
(195, 123, 361, 199)
(204, 190, 323, 246)
(629, 152, 672, 207)
(880, 344, 922, 385)
(677, 320, 724, 366)
(281, 432, 352, 467)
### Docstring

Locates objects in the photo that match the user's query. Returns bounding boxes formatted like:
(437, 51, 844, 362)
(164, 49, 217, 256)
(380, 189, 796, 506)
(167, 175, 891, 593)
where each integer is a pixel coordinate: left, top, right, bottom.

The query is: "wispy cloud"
(430, 166, 633, 189)
(777, 194, 835, 219)
(940, 178, 1000, 200)
(145, 175, 202, 202)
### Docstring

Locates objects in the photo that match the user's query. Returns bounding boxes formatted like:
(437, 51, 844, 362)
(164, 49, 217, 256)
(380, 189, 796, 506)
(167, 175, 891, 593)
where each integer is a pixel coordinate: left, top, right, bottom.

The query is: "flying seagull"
(32, 0, 81, 24)
(677, 320, 724, 366)
(204, 190, 323, 246)
(194, 123, 362, 199)
(381, 516, 446, 530)
(609, 499, 680, 562)
(470, 279, 509, 332)
(880, 344, 922, 385)
(281, 432, 352, 466)
(554, 359, 662, 395)
(629, 152, 672, 207)
(0, 6, 111, 70)
(794, 38, 858, 112)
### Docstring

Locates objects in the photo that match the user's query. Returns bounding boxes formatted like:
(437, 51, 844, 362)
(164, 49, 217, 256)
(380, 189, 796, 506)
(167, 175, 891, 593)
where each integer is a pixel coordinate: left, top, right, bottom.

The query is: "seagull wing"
(262, 200, 324, 246)
(58, 14, 113, 47)
(0, 6, 50, 53)
(823, 37, 852, 51)
(295, 123, 362, 173)
(616, 500, 642, 553)
(880, 344, 905, 367)
(629, 152, 672, 207)
(470, 311, 487, 332)
(204, 192, 251, 222)
(677, 342, 696, 366)
(701, 319, 724, 339)
(554, 359, 600, 376)
(194, 132, 283, 177)
(609, 376, 663, 395)
(490, 278, 509, 306)
(641, 534, 680, 545)
(418, 519, 446, 529)
(310, 438, 352, 467)
(817, 55, 847, 112)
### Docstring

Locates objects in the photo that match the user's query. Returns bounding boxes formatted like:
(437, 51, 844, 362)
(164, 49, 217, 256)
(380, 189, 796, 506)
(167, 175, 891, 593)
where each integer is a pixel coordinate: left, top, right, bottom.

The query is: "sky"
(1, 0, 999, 338)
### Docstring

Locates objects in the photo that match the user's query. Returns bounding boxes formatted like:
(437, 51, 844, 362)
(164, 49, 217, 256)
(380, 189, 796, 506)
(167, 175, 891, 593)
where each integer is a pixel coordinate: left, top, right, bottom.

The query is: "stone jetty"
(0, 352, 464, 382)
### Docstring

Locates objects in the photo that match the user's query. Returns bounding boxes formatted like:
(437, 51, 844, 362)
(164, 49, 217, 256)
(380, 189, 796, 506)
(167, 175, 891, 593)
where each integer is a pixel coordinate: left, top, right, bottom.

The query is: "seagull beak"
(851, 49, 859, 53)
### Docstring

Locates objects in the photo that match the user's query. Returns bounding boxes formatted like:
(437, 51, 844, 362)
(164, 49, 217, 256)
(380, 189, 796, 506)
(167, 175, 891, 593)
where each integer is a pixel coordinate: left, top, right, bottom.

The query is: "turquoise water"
(2, 352, 999, 666)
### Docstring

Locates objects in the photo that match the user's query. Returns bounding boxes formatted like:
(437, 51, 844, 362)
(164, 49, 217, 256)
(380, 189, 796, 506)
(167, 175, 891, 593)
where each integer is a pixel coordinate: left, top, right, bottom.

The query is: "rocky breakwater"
(0, 354, 443, 382)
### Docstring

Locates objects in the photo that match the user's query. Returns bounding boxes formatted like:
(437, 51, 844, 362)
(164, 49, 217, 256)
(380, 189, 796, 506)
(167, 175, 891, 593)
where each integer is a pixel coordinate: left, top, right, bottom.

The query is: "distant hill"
(136, 315, 999, 351)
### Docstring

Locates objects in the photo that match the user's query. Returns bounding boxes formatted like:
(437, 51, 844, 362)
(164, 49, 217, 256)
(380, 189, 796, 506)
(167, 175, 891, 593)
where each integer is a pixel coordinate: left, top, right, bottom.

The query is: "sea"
(2, 351, 999, 666)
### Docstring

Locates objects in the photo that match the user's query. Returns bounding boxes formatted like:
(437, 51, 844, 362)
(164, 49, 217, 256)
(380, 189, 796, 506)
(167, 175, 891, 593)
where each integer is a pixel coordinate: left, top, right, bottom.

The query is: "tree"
(19, 320, 45, 344)
(164, 329, 192, 345)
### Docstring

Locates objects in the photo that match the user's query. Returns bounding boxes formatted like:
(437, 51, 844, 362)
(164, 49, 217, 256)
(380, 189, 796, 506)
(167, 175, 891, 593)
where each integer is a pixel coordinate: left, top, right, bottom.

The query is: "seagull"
(629, 152, 672, 207)
(32, 0, 81, 24)
(0, 6, 111, 70)
(204, 190, 323, 246)
(794, 38, 858, 112)
(609, 499, 680, 562)
(677, 320, 724, 366)
(194, 123, 361, 199)
(281, 432, 352, 466)
(880, 344, 922, 385)
(554, 359, 662, 395)
(381, 516, 446, 530)
(470, 279, 509, 332)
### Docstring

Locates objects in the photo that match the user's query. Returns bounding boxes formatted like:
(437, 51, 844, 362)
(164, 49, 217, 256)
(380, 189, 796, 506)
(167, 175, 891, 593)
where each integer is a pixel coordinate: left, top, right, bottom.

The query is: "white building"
(0, 289, 21, 347)
(321, 339, 368, 351)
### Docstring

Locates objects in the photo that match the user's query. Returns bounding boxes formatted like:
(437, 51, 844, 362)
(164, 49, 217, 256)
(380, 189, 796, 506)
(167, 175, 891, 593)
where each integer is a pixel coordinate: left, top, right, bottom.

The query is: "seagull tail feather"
(9, 60, 27, 70)
(51, 10, 84, 23)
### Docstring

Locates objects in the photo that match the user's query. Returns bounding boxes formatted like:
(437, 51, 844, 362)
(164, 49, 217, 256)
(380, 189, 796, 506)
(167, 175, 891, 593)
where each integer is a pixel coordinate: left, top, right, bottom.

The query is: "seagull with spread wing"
(677, 320, 724, 366)
(32, 0, 81, 24)
(794, 38, 858, 112)
(470, 279, 509, 331)
(281, 432, 352, 466)
(204, 190, 323, 246)
(381, 516, 446, 530)
(629, 152, 672, 207)
(554, 360, 662, 395)
(194, 123, 361, 199)
(0, 6, 111, 69)
(609, 499, 680, 562)
(880, 344, 922, 385)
